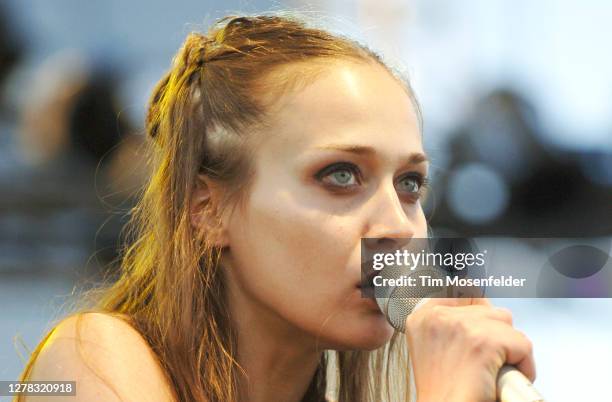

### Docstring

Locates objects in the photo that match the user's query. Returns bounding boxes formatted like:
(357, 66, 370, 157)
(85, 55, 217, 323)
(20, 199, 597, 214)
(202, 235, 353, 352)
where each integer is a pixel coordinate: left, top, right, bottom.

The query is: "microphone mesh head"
(376, 296, 421, 332)
(375, 267, 448, 332)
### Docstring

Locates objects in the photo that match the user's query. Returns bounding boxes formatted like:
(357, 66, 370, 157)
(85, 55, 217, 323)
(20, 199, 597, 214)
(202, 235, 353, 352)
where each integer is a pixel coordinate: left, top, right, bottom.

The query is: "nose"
(362, 180, 415, 251)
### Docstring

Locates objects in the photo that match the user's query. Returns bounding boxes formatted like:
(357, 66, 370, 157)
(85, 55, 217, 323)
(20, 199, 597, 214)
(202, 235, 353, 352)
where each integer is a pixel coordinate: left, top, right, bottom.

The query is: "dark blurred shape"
(450, 88, 541, 183)
(429, 87, 612, 237)
(0, 6, 23, 92)
(549, 245, 609, 279)
(579, 150, 612, 187)
(19, 55, 129, 167)
(537, 244, 612, 297)
(512, 155, 583, 219)
(68, 73, 126, 164)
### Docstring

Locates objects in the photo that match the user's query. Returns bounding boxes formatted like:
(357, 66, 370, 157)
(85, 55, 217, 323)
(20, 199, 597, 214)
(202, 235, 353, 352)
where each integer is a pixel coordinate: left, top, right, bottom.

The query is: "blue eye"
(396, 174, 429, 198)
(315, 162, 361, 188)
(397, 176, 419, 193)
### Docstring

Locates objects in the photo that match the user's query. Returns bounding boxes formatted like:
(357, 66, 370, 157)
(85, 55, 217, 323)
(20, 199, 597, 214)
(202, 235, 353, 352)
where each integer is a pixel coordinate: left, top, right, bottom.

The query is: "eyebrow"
(315, 144, 429, 165)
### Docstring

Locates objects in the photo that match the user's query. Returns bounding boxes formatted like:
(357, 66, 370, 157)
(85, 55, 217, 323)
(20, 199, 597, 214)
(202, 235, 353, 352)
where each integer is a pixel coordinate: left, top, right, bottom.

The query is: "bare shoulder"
(25, 312, 177, 402)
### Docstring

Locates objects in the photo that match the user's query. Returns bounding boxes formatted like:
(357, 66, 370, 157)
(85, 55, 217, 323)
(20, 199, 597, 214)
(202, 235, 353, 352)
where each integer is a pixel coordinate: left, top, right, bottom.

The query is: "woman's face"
(221, 60, 428, 350)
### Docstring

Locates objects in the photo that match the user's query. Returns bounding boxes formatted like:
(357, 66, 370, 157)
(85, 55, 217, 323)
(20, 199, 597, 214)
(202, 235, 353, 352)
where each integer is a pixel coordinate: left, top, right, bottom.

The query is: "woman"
(17, 13, 535, 402)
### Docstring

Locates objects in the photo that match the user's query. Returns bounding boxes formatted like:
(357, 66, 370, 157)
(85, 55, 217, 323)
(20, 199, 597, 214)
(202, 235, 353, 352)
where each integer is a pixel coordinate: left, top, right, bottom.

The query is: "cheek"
(226, 184, 357, 321)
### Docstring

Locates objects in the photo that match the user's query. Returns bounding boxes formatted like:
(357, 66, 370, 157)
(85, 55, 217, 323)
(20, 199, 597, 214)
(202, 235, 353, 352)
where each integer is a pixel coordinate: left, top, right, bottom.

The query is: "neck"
(225, 271, 324, 402)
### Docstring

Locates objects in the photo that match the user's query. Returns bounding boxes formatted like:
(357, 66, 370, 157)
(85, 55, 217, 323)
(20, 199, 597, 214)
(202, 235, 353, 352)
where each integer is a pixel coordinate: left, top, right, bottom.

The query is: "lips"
(357, 263, 378, 289)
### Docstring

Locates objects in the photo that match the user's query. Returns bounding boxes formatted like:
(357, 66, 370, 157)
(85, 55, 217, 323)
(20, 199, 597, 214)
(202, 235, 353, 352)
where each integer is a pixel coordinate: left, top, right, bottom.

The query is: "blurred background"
(0, 0, 610, 401)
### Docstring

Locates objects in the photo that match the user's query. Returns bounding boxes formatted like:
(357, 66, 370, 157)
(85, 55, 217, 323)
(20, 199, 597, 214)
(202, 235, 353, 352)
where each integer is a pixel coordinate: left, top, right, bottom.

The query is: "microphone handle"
(497, 365, 545, 402)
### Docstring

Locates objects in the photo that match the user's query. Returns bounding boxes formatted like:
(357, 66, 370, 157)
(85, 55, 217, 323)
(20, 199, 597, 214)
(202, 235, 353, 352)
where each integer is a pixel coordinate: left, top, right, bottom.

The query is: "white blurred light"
(447, 162, 509, 223)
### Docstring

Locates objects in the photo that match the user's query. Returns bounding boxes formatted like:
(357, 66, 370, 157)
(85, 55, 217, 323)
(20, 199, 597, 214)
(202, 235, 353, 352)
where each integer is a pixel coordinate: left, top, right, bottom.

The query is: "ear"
(190, 173, 230, 248)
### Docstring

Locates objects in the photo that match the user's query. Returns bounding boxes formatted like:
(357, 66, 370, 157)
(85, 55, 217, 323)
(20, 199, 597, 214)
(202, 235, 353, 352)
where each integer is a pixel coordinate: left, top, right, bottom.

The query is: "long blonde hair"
(16, 11, 421, 402)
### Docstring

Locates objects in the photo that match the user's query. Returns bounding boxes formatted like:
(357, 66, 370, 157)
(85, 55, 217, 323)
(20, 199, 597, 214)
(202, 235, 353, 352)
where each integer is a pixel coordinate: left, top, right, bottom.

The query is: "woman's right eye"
(315, 162, 362, 189)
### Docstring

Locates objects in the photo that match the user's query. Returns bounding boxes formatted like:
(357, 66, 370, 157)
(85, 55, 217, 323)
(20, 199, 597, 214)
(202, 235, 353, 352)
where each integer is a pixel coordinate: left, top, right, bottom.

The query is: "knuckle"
(429, 304, 448, 317)
(466, 327, 487, 346)
(467, 330, 495, 356)
(498, 307, 513, 324)
(450, 315, 469, 334)
(421, 305, 453, 336)
(405, 309, 428, 333)
(427, 305, 449, 324)
(405, 313, 419, 331)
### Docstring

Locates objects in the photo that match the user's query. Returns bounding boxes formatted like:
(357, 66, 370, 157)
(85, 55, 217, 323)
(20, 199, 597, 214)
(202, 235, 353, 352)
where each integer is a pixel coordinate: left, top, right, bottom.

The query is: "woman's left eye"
(397, 175, 421, 194)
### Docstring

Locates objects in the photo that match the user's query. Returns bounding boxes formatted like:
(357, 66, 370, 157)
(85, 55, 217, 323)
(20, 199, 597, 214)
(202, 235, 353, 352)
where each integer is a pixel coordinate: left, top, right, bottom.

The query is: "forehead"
(256, 60, 423, 160)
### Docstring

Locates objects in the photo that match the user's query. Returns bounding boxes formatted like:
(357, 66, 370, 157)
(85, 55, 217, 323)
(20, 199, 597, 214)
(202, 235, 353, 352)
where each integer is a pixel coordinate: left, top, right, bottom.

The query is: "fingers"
(419, 299, 513, 326)
(420, 297, 482, 308)
(471, 297, 493, 307)
(503, 329, 537, 383)
(456, 305, 514, 326)
(483, 320, 536, 383)
(493, 307, 514, 326)
(417, 299, 533, 381)
(420, 296, 494, 308)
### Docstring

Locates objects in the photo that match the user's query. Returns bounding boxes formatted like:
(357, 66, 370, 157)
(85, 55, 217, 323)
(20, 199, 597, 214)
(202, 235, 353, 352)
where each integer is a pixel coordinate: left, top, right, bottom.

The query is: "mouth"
(356, 264, 378, 290)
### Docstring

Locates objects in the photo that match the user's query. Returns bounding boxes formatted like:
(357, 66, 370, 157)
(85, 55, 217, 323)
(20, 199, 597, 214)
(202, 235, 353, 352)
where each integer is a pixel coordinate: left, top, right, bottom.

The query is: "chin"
(322, 314, 396, 351)
(353, 321, 396, 350)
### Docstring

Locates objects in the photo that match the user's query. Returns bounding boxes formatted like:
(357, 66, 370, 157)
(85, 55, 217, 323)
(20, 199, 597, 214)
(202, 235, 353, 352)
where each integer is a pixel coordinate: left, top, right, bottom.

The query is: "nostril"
(363, 236, 414, 252)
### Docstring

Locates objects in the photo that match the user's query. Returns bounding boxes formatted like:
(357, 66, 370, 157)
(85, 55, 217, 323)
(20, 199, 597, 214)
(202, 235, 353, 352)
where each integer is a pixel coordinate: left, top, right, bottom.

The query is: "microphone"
(374, 266, 546, 402)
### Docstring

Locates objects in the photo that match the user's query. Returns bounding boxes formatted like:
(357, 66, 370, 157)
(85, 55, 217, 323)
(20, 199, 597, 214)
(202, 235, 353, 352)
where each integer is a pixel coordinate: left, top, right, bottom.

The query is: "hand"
(406, 298, 536, 402)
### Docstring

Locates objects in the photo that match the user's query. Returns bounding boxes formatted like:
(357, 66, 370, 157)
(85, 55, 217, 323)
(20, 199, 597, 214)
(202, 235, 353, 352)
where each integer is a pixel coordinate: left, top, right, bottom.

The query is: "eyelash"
(314, 161, 429, 199)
